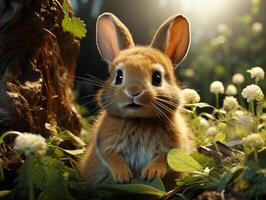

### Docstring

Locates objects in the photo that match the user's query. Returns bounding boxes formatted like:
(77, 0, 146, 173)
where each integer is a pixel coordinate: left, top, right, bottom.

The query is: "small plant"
(55, 0, 87, 39)
(0, 124, 85, 200)
(0, 67, 265, 199)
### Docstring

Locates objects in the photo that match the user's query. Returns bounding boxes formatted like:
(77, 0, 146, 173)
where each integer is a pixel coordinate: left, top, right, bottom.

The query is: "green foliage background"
(177, 0, 265, 103)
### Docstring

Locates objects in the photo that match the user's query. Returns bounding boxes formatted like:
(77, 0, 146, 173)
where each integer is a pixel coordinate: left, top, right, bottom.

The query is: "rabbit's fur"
(80, 13, 195, 189)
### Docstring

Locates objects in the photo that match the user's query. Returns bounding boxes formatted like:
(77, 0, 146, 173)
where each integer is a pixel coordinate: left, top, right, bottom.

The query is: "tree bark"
(0, 0, 81, 136)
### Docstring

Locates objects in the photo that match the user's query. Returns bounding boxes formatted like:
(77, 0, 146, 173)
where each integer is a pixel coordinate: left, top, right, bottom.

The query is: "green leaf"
(175, 174, 206, 187)
(62, 16, 87, 39)
(46, 122, 85, 148)
(257, 148, 266, 168)
(16, 156, 35, 188)
(33, 157, 68, 194)
(0, 131, 22, 143)
(0, 190, 11, 197)
(59, 130, 85, 148)
(54, 148, 65, 158)
(129, 178, 166, 192)
(200, 112, 215, 120)
(47, 135, 63, 146)
(16, 156, 74, 200)
(62, 0, 69, 15)
(167, 149, 204, 173)
(217, 167, 243, 192)
(62, 148, 85, 156)
(217, 171, 234, 192)
(190, 152, 215, 169)
(45, 123, 60, 135)
(97, 184, 166, 198)
(186, 102, 213, 109)
(214, 133, 226, 142)
(64, 166, 79, 182)
(48, 144, 85, 158)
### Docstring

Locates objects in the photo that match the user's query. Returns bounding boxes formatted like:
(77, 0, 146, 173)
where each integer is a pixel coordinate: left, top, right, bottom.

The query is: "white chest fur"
(105, 127, 170, 175)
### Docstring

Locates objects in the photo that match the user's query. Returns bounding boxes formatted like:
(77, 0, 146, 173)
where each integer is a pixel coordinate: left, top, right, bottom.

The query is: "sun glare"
(180, 0, 225, 13)
(174, 0, 236, 24)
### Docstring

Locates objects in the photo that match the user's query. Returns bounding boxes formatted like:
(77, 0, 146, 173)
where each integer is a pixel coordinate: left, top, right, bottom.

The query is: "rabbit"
(79, 12, 196, 190)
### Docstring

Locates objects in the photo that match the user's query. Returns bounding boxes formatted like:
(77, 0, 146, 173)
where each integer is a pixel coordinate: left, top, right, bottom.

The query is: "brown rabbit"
(79, 12, 195, 189)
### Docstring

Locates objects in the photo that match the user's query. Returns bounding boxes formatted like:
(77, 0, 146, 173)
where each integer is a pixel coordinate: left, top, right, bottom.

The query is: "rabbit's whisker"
(152, 103, 171, 123)
(79, 99, 97, 107)
(76, 75, 114, 89)
(154, 100, 179, 127)
(153, 102, 178, 128)
(78, 93, 98, 99)
(85, 74, 115, 89)
(154, 97, 178, 107)
(85, 74, 108, 84)
(151, 103, 164, 122)
(82, 96, 116, 116)
(77, 74, 105, 84)
(75, 79, 106, 88)
(102, 98, 119, 112)
(79, 95, 110, 107)
(154, 100, 175, 114)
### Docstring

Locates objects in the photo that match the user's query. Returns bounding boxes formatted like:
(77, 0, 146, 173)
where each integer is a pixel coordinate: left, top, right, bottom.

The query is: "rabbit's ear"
(96, 13, 134, 63)
(150, 15, 190, 66)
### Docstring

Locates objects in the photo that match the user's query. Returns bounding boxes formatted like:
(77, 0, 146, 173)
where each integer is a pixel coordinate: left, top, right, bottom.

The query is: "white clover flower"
(225, 84, 237, 96)
(14, 133, 48, 157)
(234, 111, 254, 130)
(206, 127, 218, 136)
(199, 117, 209, 129)
(232, 73, 244, 85)
(252, 22, 263, 33)
(210, 81, 224, 94)
(223, 96, 239, 112)
(242, 133, 265, 152)
(241, 84, 264, 102)
(247, 66, 265, 82)
(181, 88, 200, 104)
(204, 167, 210, 175)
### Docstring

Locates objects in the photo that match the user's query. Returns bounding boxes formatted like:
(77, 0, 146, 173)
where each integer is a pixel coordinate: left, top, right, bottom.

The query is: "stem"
(249, 100, 258, 132)
(215, 93, 219, 109)
(192, 106, 197, 119)
(29, 181, 34, 200)
(249, 100, 255, 116)
(54, 0, 64, 12)
(237, 85, 245, 107)
(214, 142, 223, 162)
(26, 156, 35, 200)
(69, 158, 80, 180)
(254, 151, 259, 166)
(0, 131, 22, 144)
(0, 159, 4, 181)
(256, 102, 262, 131)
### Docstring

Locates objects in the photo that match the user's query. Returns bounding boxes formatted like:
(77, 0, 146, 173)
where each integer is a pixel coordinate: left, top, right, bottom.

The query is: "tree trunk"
(0, 0, 81, 136)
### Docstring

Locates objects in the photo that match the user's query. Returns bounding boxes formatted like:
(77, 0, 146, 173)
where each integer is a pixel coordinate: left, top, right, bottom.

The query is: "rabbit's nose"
(125, 84, 143, 98)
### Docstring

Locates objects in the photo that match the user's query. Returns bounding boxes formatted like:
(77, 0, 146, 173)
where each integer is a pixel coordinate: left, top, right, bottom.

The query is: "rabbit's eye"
(115, 69, 123, 85)
(152, 71, 161, 86)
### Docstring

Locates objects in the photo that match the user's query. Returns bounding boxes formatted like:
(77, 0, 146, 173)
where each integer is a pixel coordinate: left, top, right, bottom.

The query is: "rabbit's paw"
(141, 162, 167, 180)
(111, 164, 133, 183)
